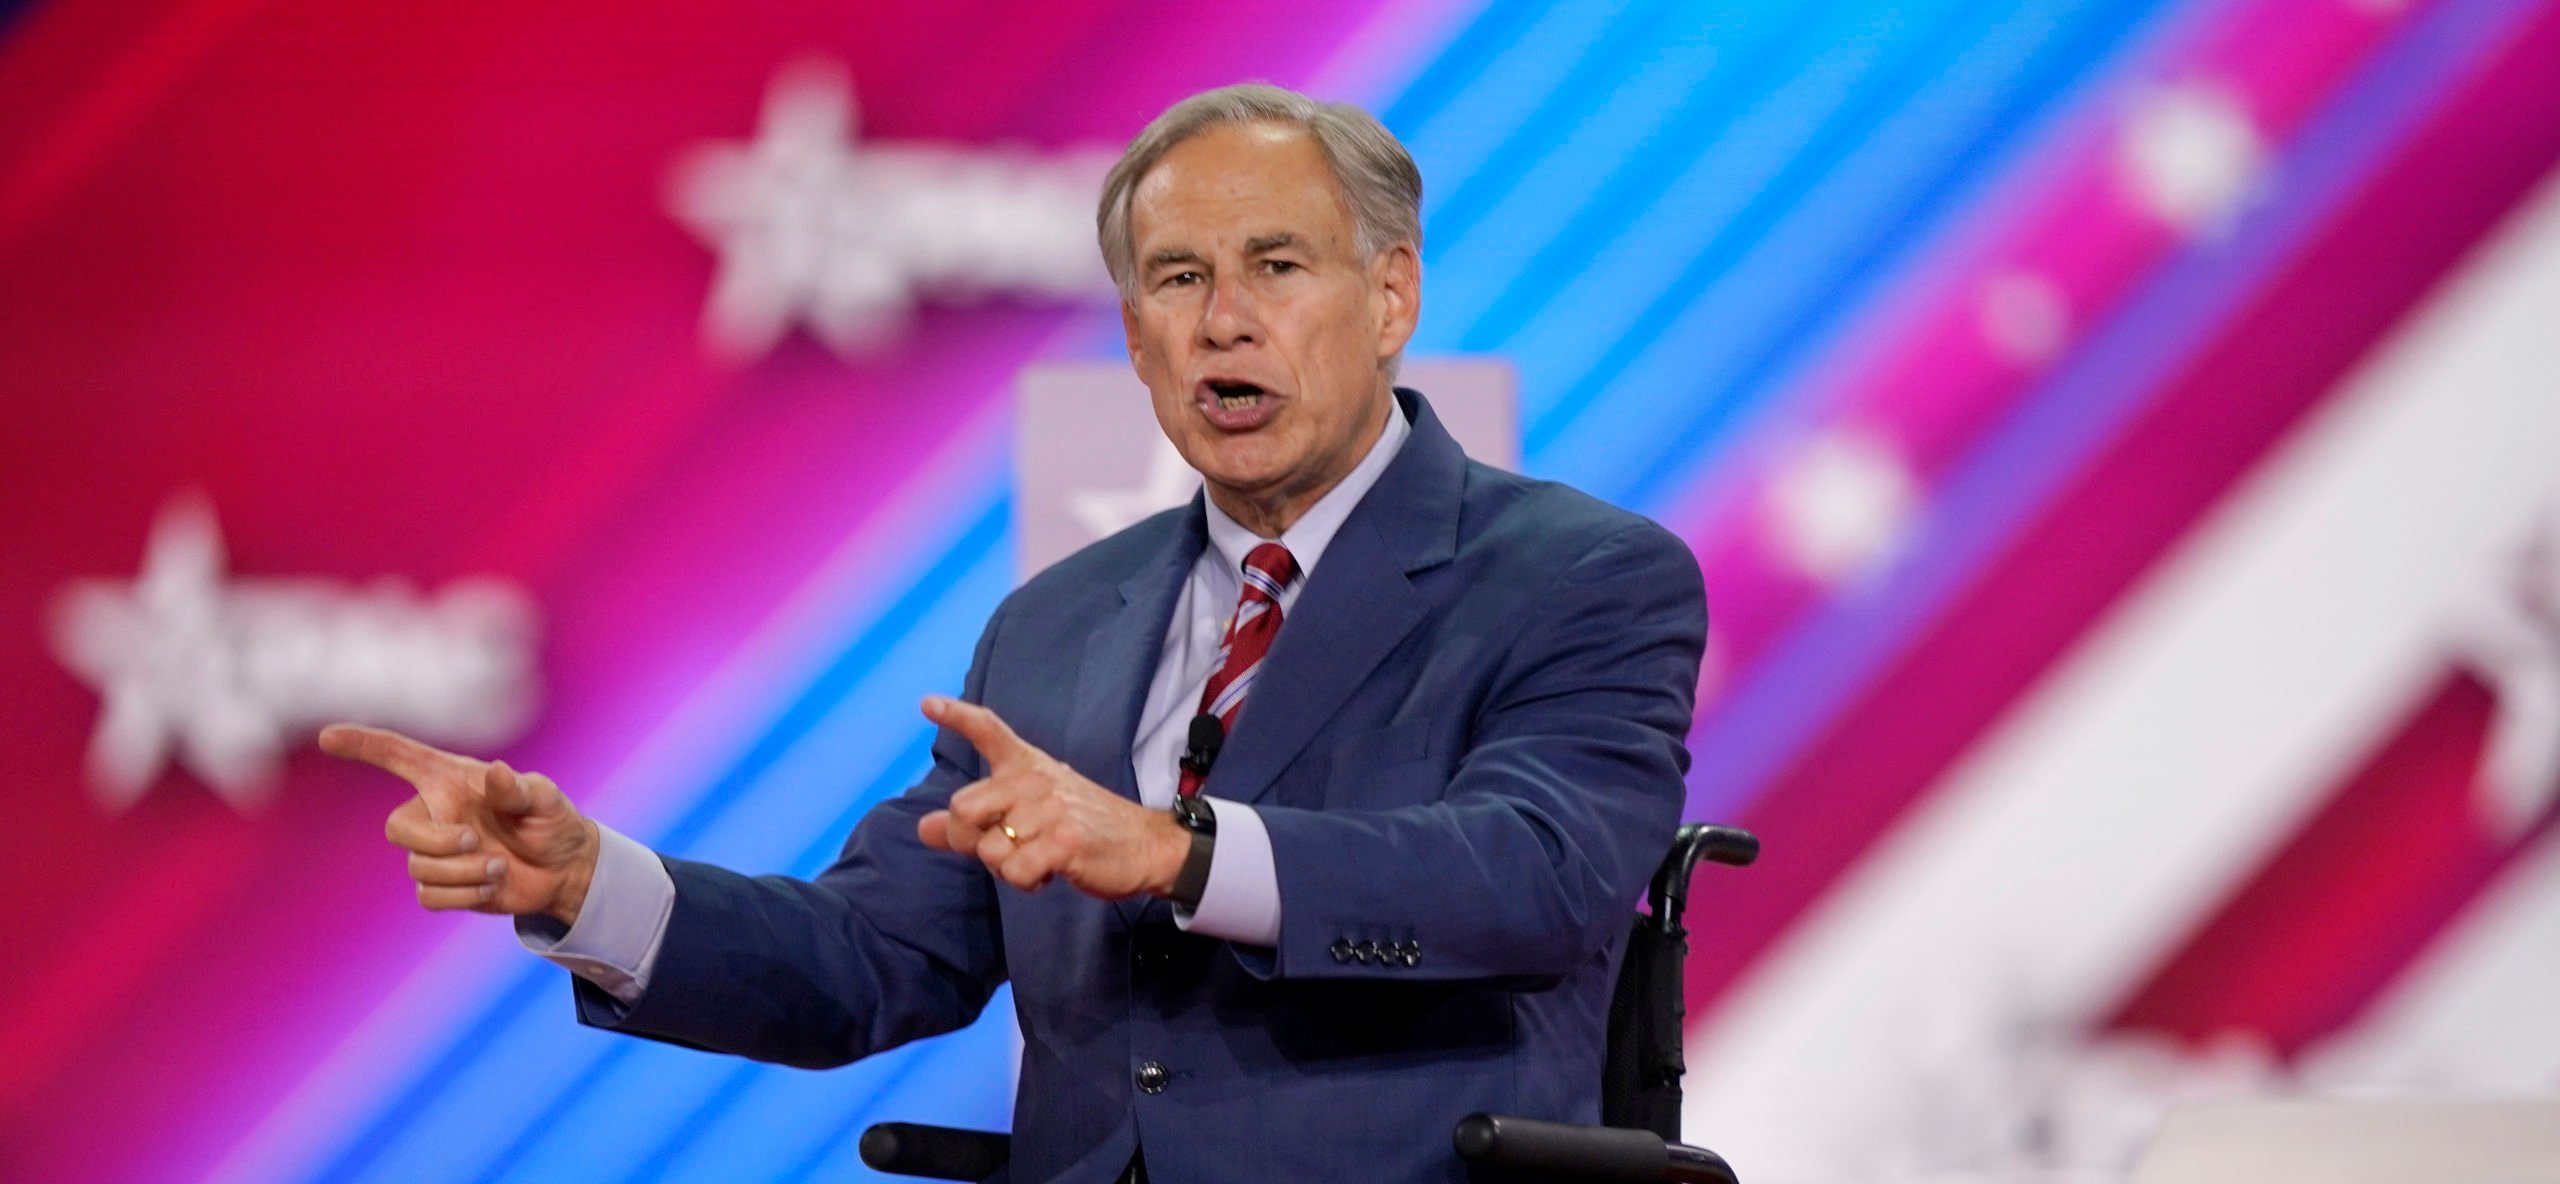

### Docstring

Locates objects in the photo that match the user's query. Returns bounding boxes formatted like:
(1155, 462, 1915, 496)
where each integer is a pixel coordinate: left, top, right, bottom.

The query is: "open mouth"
(1196, 378, 1280, 431)
(1205, 379, 1267, 409)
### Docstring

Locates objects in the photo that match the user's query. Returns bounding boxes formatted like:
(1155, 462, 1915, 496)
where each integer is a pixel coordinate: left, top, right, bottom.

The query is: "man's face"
(1121, 122, 1419, 532)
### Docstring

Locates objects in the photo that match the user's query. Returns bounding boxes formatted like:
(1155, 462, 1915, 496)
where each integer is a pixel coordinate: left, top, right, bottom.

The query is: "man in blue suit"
(327, 83, 1705, 1183)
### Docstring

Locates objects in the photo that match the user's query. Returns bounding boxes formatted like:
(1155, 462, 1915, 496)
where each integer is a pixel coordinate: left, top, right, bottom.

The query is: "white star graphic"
(665, 59, 1114, 362)
(669, 59, 901, 358)
(1069, 436, 1202, 542)
(51, 493, 279, 811)
(2449, 509, 2560, 837)
(48, 493, 543, 815)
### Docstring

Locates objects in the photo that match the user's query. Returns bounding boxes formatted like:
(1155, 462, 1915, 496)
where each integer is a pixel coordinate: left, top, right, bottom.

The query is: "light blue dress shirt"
(523, 399, 1413, 1006)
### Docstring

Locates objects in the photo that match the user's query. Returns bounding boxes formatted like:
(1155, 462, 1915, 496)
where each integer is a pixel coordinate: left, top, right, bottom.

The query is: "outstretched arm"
(319, 611, 1038, 1069)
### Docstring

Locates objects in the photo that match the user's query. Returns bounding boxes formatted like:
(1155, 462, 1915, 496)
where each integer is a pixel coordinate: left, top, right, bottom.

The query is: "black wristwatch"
(1168, 794, 1217, 909)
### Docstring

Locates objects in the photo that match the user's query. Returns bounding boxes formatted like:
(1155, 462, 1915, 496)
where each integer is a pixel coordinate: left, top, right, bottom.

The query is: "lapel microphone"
(1180, 713, 1224, 779)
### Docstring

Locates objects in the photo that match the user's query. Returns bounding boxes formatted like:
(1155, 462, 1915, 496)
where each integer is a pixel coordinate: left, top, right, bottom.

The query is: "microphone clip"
(1179, 713, 1224, 778)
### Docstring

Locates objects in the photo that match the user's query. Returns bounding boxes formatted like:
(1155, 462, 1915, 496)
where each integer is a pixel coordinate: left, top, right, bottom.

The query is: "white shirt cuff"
(1172, 799, 1281, 947)
(514, 822, 674, 1007)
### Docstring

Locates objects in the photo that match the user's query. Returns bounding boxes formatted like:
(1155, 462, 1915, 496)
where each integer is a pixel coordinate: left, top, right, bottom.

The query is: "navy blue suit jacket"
(579, 390, 1706, 1183)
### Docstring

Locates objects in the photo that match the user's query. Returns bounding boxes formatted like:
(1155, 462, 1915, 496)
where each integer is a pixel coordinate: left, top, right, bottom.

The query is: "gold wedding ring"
(1001, 824, 1022, 842)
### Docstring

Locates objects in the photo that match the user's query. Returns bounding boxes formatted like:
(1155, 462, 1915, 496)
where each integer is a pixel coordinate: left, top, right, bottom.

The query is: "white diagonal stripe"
(1243, 564, 1287, 599)
(1681, 165, 2560, 1179)
(1208, 659, 1263, 719)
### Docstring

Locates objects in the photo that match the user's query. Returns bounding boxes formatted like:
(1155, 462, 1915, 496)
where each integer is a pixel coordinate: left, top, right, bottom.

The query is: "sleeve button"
(1329, 938, 1354, 963)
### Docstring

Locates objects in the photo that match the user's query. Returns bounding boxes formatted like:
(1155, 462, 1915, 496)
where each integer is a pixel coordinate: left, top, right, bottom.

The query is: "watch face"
(1174, 795, 1216, 835)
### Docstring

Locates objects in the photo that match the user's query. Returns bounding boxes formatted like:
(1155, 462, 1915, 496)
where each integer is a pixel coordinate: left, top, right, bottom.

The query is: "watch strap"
(1170, 828, 1215, 909)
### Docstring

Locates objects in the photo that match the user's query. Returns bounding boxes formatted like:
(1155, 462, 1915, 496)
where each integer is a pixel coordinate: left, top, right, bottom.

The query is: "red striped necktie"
(1178, 542, 1300, 798)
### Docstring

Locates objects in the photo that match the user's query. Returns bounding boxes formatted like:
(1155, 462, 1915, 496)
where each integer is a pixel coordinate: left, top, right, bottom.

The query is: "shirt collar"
(1201, 395, 1411, 583)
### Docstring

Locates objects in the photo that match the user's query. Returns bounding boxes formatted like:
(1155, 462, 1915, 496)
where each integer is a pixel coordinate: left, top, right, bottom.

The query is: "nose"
(1197, 271, 1260, 350)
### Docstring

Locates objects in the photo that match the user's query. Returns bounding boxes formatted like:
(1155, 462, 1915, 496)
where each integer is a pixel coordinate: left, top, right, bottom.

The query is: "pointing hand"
(916, 697, 1189, 901)
(319, 724, 601, 925)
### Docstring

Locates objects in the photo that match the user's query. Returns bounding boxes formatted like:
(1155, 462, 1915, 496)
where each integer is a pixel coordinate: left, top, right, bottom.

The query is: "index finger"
(318, 724, 456, 784)
(923, 696, 1035, 769)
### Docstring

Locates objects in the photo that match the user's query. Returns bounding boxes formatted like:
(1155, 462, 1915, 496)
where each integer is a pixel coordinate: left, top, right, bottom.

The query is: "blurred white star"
(1764, 429, 1918, 586)
(2119, 82, 2268, 236)
(666, 59, 1115, 362)
(49, 493, 542, 814)
(2449, 509, 2560, 837)
(1069, 435, 1201, 541)
(51, 493, 276, 811)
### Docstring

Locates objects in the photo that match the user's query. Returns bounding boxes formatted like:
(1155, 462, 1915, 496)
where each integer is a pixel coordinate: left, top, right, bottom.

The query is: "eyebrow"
(1245, 232, 1299, 254)
(1145, 247, 1205, 272)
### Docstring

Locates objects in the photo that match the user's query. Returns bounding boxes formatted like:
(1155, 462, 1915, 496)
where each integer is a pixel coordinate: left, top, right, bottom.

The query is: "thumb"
(485, 761, 537, 817)
(488, 763, 570, 822)
(924, 696, 1033, 768)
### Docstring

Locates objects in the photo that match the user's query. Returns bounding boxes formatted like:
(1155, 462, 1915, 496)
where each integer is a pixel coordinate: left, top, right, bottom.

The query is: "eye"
(1262, 259, 1300, 275)
(1160, 269, 1204, 289)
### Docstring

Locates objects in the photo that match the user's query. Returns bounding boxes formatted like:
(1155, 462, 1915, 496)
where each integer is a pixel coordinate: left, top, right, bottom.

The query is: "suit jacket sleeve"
(564, 608, 1012, 1069)
(1248, 521, 1704, 984)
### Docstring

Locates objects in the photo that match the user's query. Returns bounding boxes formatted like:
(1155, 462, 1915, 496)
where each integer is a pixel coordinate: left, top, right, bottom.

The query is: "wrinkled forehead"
(1128, 122, 1357, 256)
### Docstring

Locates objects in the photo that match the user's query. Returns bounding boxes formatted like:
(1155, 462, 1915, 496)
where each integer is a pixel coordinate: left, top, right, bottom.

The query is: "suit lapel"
(1207, 518, 1424, 808)
(1062, 504, 1203, 803)
(1208, 390, 1465, 808)
(1059, 504, 1202, 926)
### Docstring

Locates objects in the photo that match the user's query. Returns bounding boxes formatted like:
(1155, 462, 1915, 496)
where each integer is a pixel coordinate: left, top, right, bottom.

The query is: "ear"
(1121, 296, 1142, 360)
(1369, 243, 1421, 363)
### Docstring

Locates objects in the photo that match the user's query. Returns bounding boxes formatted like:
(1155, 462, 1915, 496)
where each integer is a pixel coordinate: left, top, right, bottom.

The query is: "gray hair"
(1096, 83, 1423, 301)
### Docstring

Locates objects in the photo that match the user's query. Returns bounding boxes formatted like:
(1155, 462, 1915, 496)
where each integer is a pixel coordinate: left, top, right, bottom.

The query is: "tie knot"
(1241, 542, 1298, 599)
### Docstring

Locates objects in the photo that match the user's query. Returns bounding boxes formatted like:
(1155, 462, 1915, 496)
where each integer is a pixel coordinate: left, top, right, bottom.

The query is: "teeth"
(1219, 394, 1256, 409)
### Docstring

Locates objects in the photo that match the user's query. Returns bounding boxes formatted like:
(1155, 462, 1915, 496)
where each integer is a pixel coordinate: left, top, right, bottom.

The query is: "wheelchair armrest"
(858, 1122, 1011, 1181)
(1648, 823, 1759, 934)
(1453, 1113, 1737, 1184)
